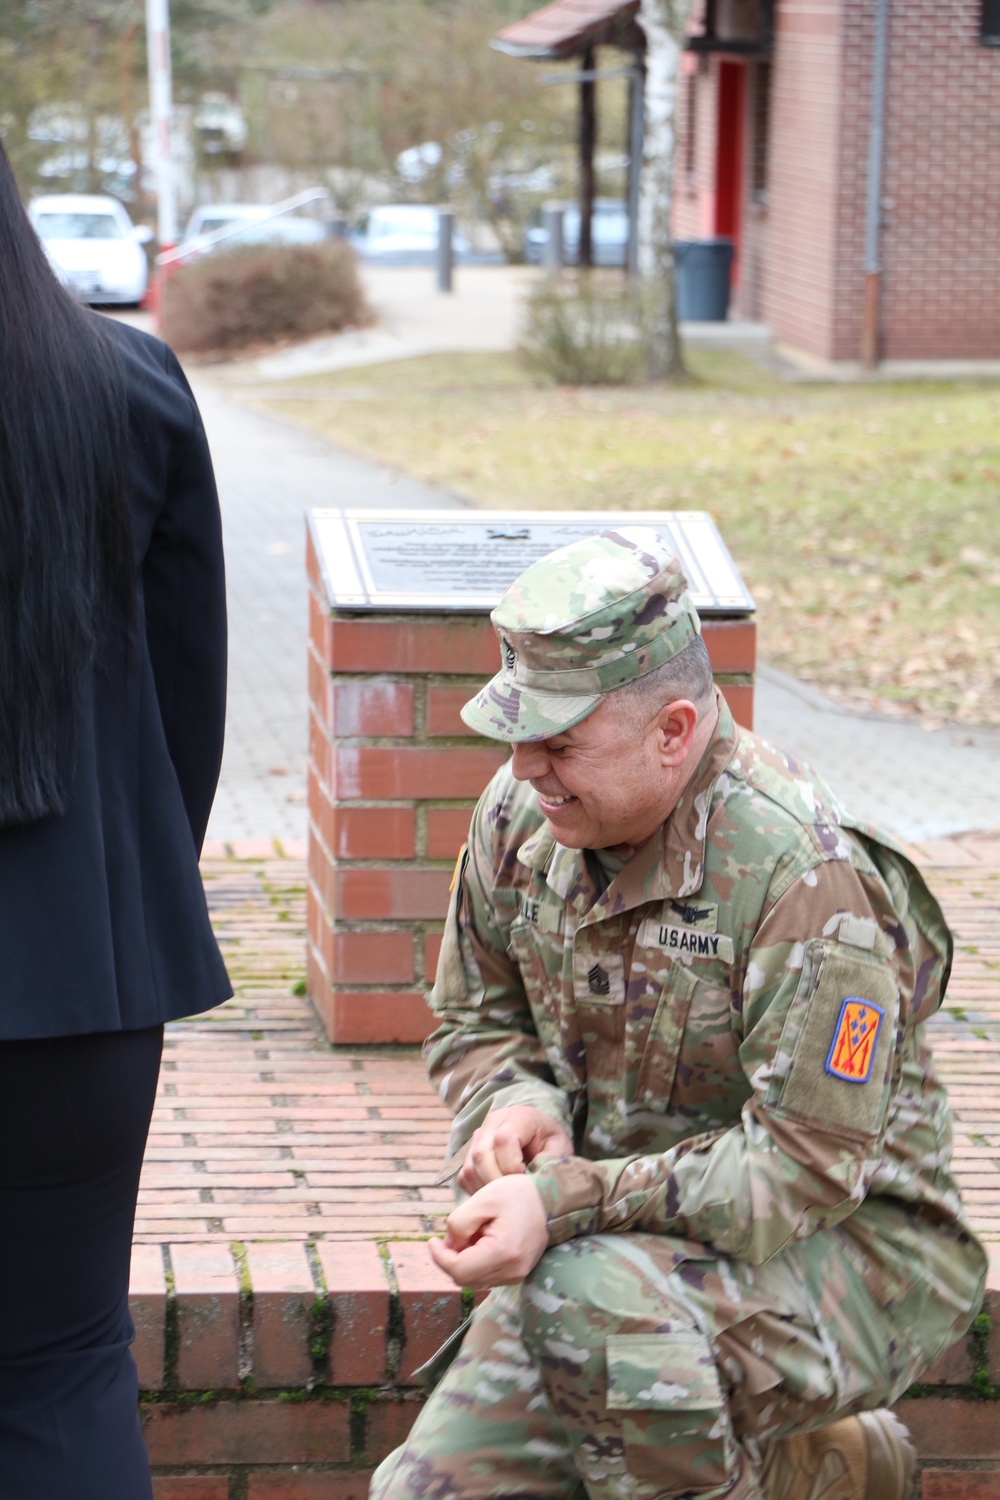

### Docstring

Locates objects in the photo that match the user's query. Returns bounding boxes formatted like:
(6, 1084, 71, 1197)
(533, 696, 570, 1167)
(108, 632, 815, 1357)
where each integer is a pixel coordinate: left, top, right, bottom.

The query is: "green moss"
(229, 1242, 253, 1297)
(309, 1293, 334, 1376)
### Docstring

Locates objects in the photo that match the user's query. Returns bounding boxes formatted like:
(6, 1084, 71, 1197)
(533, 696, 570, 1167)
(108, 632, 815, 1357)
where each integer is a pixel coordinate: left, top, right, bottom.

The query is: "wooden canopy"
(493, 0, 644, 272)
(492, 0, 640, 61)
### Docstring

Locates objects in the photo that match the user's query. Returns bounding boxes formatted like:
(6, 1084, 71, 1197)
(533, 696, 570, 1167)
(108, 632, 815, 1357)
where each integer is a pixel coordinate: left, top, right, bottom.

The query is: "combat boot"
(759, 1409, 916, 1500)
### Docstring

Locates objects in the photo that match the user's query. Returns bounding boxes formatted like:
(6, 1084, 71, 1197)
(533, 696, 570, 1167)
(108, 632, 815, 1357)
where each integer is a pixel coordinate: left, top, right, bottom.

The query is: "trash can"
(673, 238, 734, 321)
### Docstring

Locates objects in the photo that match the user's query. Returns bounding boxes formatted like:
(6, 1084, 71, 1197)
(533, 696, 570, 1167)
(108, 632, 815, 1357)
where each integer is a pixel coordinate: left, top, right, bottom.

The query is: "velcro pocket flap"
(605, 1332, 723, 1413)
(775, 940, 898, 1137)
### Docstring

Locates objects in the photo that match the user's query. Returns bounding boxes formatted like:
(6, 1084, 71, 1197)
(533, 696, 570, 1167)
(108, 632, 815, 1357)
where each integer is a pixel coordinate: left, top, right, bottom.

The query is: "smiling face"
(509, 693, 707, 852)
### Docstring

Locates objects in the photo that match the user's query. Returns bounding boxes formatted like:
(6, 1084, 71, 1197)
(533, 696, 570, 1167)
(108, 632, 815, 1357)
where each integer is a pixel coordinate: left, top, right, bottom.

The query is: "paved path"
(757, 665, 1000, 842)
(190, 374, 461, 844)
(240, 266, 769, 381)
(249, 265, 538, 379)
(137, 840, 999, 1245)
(194, 364, 1000, 845)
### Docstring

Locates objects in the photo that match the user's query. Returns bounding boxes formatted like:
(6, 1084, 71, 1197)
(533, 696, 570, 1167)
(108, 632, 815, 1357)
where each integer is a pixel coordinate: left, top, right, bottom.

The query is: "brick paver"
(137, 839, 1000, 1246)
(137, 853, 452, 1244)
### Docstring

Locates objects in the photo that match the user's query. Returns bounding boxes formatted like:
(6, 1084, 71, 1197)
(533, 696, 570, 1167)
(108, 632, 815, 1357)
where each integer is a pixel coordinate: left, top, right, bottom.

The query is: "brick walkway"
(137, 836, 1000, 1248)
(138, 846, 452, 1244)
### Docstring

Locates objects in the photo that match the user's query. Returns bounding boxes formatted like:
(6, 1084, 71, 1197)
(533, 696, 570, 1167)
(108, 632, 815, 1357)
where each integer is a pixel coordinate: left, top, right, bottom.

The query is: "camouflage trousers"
(371, 1219, 974, 1500)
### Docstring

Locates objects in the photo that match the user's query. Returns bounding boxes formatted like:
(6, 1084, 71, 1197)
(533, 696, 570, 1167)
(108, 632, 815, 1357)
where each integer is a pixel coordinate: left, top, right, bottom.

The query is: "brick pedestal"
(306, 525, 756, 1047)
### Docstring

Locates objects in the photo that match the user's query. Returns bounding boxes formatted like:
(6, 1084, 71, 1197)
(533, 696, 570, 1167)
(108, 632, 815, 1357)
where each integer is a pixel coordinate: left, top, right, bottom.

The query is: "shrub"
(161, 240, 373, 356)
(518, 274, 648, 386)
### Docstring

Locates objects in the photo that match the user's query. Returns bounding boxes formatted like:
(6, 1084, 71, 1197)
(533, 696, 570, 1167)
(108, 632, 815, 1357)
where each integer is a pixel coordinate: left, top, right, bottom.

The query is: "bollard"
(542, 204, 564, 278)
(436, 208, 454, 293)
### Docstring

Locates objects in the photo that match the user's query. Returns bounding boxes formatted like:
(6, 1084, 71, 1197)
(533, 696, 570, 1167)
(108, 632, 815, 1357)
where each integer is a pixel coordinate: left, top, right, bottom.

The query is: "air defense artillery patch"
(825, 998, 885, 1083)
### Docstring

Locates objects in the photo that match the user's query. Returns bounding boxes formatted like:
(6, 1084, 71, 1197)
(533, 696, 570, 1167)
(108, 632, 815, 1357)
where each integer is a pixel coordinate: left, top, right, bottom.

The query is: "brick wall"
(751, 0, 844, 356)
(306, 526, 756, 1046)
(673, 0, 846, 358)
(132, 1239, 1000, 1495)
(673, 51, 721, 242)
(673, 0, 1000, 363)
(834, 0, 1000, 362)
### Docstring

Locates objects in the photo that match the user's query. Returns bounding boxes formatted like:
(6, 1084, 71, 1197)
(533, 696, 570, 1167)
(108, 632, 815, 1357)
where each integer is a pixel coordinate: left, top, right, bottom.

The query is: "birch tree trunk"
(637, 0, 694, 379)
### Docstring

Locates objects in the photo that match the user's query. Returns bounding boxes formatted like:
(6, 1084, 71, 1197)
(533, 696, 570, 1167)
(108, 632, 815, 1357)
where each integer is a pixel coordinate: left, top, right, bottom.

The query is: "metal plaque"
(308, 508, 754, 616)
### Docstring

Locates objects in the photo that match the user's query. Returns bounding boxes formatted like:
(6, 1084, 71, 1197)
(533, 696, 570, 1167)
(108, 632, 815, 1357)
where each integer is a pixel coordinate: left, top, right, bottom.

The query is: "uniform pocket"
(606, 1331, 736, 1494)
(634, 963, 738, 1116)
(508, 919, 583, 1094)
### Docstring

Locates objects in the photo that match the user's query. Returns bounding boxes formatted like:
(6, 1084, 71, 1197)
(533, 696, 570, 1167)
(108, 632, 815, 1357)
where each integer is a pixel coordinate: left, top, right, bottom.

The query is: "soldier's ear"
(655, 700, 699, 766)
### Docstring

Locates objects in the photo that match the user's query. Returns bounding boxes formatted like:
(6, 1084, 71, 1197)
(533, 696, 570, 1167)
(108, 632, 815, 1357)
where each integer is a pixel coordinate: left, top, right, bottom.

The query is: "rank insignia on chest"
(587, 963, 610, 995)
(825, 997, 885, 1083)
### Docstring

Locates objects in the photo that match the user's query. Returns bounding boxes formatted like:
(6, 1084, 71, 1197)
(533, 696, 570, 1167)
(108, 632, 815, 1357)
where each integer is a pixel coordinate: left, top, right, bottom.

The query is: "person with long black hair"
(0, 142, 230, 1496)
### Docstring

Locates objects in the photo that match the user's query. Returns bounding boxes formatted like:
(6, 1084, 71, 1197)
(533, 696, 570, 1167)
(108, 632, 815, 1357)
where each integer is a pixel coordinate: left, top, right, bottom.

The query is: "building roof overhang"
(492, 0, 641, 60)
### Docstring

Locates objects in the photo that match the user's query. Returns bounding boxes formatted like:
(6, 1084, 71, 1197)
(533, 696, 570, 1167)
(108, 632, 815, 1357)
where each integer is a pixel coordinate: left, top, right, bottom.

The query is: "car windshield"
(239, 219, 323, 245)
(36, 212, 126, 241)
(370, 208, 437, 239)
(197, 215, 253, 235)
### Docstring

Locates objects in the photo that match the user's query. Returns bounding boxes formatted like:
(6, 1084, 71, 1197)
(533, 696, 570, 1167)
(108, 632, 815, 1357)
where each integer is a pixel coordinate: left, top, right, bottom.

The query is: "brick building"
(674, 0, 1000, 367)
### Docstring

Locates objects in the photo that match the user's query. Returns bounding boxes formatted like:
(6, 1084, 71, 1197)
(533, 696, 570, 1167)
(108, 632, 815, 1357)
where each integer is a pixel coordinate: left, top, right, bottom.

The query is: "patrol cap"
(460, 527, 702, 743)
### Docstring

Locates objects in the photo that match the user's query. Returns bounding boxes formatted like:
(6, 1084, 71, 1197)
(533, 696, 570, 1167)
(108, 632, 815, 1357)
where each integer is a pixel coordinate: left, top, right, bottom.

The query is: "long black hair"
(0, 141, 133, 826)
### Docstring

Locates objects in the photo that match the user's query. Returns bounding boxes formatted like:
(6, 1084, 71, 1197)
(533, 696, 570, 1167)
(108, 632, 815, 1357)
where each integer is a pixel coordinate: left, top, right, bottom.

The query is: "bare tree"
(637, 0, 694, 378)
(0, 0, 266, 205)
(249, 0, 580, 254)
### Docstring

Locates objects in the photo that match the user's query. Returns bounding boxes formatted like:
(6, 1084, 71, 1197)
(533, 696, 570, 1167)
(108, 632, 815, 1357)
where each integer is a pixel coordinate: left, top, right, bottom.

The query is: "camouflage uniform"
(371, 530, 986, 1500)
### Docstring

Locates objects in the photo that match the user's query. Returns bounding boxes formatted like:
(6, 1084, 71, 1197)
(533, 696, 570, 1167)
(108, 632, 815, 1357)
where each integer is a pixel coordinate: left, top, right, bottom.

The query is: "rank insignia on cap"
(825, 997, 885, 1084)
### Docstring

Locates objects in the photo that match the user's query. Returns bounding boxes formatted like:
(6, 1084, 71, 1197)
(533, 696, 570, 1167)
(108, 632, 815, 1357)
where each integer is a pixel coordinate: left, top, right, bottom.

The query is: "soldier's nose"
(511, 742, 549, 781)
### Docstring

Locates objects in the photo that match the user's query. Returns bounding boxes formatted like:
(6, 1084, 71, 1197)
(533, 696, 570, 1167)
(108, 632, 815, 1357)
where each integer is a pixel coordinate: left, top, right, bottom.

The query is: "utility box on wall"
(306, 509, 756, 1047)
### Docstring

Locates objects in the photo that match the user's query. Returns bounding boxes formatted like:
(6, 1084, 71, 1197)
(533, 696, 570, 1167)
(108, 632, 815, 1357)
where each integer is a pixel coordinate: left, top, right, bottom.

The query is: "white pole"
(145, 0, 178, 249)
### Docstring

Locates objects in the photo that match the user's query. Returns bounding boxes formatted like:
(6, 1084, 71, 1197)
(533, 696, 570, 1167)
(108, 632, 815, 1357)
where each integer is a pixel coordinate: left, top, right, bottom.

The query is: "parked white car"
(29, 194, 151, 306)
(192, 93, 248, 157)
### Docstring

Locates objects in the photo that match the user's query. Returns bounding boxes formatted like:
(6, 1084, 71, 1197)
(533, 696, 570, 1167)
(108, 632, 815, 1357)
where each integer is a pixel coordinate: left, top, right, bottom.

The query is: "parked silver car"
(349, 204, 502, 266)
(523, 198, 629, 267)
(180, 203, 327, 258)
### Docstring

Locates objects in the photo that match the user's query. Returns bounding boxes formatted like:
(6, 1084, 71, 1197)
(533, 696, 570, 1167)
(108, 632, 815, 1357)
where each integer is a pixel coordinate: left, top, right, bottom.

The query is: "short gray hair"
(608, 635, 715, 725)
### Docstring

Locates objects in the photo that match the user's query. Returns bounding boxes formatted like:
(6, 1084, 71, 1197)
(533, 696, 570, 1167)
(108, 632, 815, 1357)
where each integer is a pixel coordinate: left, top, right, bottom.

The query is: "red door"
(714, 60, 746, 287)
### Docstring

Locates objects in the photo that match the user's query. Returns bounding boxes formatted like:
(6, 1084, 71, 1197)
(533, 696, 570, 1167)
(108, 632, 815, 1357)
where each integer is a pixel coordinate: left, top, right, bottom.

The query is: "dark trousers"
(0, 1025, 163, 1499)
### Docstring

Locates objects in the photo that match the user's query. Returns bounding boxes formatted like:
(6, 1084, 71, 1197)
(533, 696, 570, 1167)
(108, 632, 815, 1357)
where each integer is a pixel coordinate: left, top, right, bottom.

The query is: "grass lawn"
(245, 349, 1000, 726)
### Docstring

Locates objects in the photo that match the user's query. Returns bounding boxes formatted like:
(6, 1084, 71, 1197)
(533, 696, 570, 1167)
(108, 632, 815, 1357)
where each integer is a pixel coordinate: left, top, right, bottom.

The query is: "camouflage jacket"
(426, 697, 984, 1302)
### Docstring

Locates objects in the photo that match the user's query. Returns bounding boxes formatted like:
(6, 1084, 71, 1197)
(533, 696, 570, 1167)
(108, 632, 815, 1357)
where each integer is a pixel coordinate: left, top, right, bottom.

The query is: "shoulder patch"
(449, 843, 468, 892)
(825, 997, 885, 1083)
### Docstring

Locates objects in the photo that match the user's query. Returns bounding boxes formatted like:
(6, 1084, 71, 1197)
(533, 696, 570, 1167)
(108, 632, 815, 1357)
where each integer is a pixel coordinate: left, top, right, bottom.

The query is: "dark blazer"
(0, 318, 231, 1038)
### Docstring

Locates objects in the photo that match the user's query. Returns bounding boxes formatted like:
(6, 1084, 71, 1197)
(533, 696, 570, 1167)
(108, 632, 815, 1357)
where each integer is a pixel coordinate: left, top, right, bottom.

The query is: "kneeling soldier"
(371, 529, 986, 1500)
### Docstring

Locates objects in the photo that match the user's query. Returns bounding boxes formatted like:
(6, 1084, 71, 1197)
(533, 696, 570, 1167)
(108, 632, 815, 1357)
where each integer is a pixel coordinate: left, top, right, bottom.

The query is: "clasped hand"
(428, 1106, 572, 1292)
